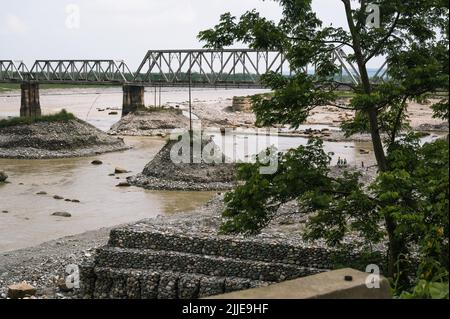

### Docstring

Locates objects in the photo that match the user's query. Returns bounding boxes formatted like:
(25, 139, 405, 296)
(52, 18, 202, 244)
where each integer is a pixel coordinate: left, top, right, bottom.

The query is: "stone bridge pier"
(122, 84, 145, 117)
(20, 82, 41, 118)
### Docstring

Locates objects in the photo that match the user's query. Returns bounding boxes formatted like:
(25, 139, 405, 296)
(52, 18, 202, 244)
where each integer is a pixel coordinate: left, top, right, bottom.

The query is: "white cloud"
(83, 0, 196, 29)
(1, 14, 28, 34)
(0, 1, 385, 68)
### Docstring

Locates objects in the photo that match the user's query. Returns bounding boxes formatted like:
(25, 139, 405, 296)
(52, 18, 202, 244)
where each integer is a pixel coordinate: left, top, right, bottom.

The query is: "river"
(0, 86, 383, 252)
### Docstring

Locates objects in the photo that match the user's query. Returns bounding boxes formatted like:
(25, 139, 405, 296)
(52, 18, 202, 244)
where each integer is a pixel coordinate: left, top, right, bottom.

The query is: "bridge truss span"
(133, 49, 291, 88)
(0, 60, 32, 82)
(29, 60, 133, 84)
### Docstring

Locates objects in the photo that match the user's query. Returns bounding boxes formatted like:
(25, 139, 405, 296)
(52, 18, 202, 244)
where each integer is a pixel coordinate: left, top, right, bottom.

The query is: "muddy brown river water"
(1, 88, 260, 252)
(0, 136, 215, 252)
(0, 87, 410, 252)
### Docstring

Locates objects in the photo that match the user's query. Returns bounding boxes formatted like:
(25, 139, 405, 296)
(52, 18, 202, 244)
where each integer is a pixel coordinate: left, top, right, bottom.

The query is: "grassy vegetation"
(136, 105, 183, 115)
(335, 91, 356, 98)
(0, 83, 20, 92)
(0, 109, 76, 128)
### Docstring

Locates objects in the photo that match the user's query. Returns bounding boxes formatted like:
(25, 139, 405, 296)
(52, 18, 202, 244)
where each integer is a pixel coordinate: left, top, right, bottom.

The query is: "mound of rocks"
(128, 136, 237, 190)
(0, 119, 129, 159)
(109, 108, 190, 136)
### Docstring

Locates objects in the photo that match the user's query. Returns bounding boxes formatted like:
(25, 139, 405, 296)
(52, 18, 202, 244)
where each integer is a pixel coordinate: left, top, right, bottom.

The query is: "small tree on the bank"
(198, 0, 449, 295)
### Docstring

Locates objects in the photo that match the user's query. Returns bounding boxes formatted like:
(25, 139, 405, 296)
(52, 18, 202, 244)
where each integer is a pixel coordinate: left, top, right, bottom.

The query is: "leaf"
(429, 282, 449, 299)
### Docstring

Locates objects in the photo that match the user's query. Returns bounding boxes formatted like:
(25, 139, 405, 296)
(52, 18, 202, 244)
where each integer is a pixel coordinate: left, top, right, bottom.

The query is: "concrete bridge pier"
(20, 82, 41, 118)
(122, 85, 145, 117)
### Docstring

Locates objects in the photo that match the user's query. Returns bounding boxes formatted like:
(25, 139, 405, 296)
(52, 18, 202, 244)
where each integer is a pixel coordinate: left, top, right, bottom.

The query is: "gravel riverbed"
(0, 227, 112, 299)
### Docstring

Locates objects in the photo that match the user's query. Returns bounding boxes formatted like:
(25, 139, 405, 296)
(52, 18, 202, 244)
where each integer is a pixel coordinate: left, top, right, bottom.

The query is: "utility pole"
(188, 55, 194, 164)
(188, 56, 193, 135)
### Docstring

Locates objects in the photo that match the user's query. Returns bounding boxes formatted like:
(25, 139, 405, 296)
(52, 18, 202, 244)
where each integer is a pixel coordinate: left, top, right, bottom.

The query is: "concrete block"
(207, 268, 392, 299)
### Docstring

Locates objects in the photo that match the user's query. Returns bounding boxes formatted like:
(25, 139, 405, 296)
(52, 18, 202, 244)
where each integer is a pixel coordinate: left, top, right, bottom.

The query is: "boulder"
(359, 149, 370, 155)
(7, 282, 37, 299)
(91, 160, 103, 165)
(0, 171, 8, 182)
(114, 167, 129, 174)
(51, 212, 72, 218)
(116, 182, 131, 187)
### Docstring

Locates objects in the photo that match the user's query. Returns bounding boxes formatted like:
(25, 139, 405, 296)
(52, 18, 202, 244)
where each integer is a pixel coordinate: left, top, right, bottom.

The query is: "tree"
(198, 0, 449, 289)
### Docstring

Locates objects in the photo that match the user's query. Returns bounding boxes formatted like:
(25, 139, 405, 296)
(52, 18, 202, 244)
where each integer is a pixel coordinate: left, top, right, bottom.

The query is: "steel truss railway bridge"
(0, 48, 388, 117)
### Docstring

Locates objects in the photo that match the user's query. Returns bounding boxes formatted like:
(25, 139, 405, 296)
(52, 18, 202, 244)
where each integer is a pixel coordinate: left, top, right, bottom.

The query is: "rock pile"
(0, 118, 129, 159)
(128, 137, 237, 191)
(109, 108, 190, 136)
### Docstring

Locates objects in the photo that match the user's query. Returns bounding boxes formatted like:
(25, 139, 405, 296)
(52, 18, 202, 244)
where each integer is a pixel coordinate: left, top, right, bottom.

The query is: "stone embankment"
(80, 196, 382, 299)
(80, 229, 323, 299)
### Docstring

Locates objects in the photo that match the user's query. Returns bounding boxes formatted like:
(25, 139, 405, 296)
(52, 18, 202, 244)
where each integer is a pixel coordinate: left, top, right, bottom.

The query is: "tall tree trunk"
(342, 0, 402, 280)
(342, 0, 387, 171)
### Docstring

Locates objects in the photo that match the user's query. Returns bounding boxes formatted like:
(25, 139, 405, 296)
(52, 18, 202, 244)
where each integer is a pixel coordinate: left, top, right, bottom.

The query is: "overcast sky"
(0, 0, 382, 69)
